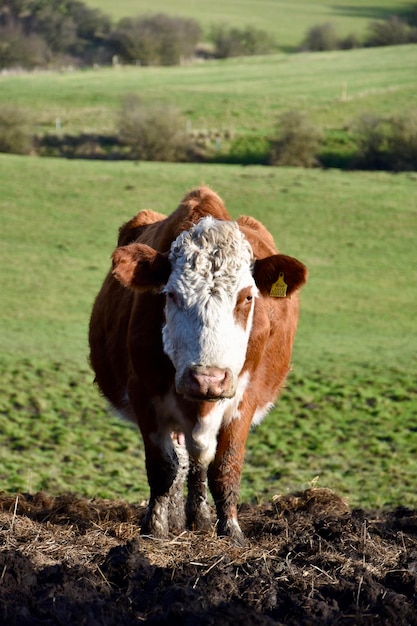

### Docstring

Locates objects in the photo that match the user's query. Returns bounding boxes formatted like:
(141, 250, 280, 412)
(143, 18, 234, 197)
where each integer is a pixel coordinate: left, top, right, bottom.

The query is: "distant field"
(2, 45, 416, 143)
(84, 0, 416, 50)
(1, 154, 416, 508)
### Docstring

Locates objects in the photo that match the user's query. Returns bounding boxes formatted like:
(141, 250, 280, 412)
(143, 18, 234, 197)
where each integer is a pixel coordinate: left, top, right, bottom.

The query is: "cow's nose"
(185, 365, 234, 400)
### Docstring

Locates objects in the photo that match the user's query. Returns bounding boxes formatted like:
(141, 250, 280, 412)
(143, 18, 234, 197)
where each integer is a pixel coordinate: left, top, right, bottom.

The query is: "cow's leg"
(207, 416, 253, 547)
(141, 433, 186, 537)
(186, 458, 212, 531)
(169, 437, 188, 531)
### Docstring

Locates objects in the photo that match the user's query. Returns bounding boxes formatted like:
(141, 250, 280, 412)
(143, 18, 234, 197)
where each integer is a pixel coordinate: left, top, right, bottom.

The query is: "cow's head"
(112, 217, 306, 401)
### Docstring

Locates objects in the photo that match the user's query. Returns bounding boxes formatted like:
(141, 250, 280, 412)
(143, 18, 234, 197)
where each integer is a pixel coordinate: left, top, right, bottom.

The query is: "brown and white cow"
(89, 186, 307, 545)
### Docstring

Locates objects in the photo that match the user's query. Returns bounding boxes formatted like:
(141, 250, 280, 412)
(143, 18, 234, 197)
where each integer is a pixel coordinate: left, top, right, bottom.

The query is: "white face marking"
(162, 217, 257, 399)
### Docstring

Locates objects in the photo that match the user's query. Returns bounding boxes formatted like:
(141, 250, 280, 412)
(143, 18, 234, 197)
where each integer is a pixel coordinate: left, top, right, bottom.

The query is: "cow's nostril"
(187, 366, 232, 399)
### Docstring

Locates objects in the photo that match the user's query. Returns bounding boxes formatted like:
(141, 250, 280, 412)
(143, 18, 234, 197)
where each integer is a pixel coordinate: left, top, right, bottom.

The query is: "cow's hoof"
(217, 518, 247, 547)
(141, 501, 169, 538)
(168, 504, 186, 533)
(187, 500, 212, 531)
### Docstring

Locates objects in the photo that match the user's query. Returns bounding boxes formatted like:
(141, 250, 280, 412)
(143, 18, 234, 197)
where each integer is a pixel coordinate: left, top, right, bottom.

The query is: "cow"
(89, 186, 307, 545)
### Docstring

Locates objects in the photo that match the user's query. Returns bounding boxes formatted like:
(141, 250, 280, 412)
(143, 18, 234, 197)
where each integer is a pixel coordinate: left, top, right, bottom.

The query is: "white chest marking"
(147, 373, 252, 467)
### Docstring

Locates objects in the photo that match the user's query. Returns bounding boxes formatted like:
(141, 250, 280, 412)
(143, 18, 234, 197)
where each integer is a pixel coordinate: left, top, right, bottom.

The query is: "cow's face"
(112, 216, 307, 402)
(162, 218, 256, 401)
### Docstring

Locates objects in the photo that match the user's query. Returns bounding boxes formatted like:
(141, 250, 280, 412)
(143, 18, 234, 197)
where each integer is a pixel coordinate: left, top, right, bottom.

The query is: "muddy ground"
(0, 488, 416, 625)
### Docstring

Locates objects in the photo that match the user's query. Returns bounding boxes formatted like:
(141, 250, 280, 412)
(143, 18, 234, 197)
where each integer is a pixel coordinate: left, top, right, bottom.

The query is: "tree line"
(0, 0, 276, 69)
(1, 0, 417, 70)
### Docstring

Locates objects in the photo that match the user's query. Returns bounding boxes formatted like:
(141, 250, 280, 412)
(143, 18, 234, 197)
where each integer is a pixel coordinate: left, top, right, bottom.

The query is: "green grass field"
(1, 154, 416, 509)
(2, 44, 416, 153)
(1, 0, 416, 515)
(84, 0, 416, 51)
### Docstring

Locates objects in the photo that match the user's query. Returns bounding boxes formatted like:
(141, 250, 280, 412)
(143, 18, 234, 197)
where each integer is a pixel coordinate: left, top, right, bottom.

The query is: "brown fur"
(89, 186, 307, 545)
(123, 186, 231, 252)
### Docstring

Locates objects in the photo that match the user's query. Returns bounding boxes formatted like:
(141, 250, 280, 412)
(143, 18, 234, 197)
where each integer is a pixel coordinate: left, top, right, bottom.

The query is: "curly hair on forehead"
(166, 218, 255, 310)
(170, 217, 253, 265)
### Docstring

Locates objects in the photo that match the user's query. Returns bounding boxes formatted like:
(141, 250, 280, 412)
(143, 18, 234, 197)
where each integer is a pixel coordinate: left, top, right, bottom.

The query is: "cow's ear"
(253, 254, 307, 297)
(112, 243, 171, 291)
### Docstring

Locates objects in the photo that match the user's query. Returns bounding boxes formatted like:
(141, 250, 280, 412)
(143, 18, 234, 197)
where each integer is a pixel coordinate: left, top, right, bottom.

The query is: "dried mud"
(0, 488, 416, 625)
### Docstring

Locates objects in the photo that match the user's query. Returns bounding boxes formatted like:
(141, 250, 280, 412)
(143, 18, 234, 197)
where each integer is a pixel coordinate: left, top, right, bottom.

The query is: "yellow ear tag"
(270, 272, 288, 298)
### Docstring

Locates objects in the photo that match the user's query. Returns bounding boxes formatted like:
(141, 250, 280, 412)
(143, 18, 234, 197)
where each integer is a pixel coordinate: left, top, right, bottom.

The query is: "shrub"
(300, 22, 361, 52)
(268, 111, 323, 168)
(111, 14, 201, 65)
(365, 16, 416, 46)
(210, 24, 276, 58)
(338, 33, 361, 50)
(387, 112, 417, 170)
(117, 95, 188, 161)
(0, 105, 32, 154)
(301, 22, 339, 51)
(0, 0, 113, 68)
(21, 0, 112, 59)
(0, 24, 49, 69)
(352, 111, 417, 171)
(352, 114, 390, 170)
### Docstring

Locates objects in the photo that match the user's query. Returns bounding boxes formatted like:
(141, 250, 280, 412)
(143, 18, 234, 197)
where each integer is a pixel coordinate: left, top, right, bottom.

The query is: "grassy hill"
(1, 154, 416, 508)
(2, 44, 416, 147)
(83, 0, 416, 51)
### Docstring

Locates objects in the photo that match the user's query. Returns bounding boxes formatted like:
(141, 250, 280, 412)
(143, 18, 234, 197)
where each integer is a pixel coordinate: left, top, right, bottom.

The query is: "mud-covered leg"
(207, 418, 252, 546)
(186, 458, 212, 531)
(141, 435, 186, 537)
(168, 438, 188, 532)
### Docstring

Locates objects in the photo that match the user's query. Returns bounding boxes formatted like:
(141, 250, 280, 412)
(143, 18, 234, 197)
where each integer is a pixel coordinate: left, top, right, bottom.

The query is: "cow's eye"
(246, 295, 253, 302)
(167, 291, 177, 304)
